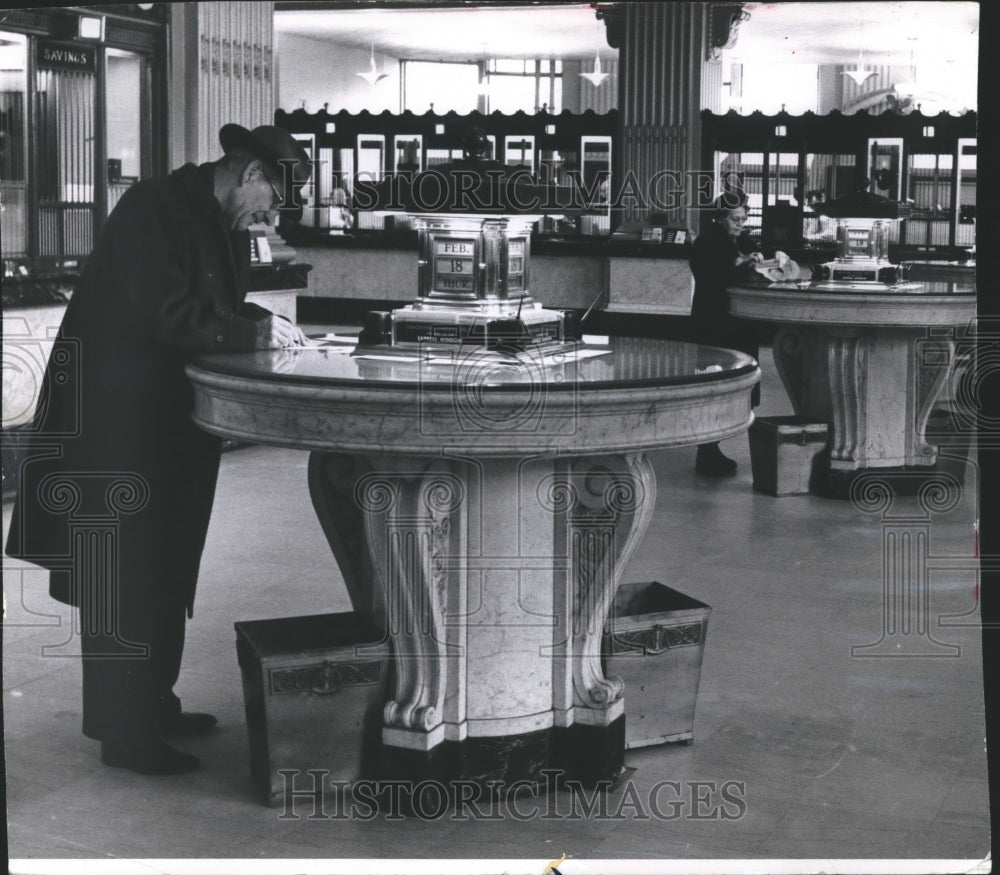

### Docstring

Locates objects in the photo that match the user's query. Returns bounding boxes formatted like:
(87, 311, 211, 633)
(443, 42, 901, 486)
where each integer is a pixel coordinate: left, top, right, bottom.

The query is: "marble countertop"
(187, 336, 761, 456)
(190, 336, 756, 390)
(733, 279, 975, 296)
(728, 280, 976, 328)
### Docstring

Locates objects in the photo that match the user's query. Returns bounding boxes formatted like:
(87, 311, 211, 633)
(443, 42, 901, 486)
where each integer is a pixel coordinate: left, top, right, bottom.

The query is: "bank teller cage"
(701, 109, 977, 253)
(273, 107, 615, 232)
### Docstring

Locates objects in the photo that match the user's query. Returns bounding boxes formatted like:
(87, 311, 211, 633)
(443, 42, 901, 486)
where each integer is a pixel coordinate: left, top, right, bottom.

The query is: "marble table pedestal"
(308, 449, 656, 786)
(770, 323, 954, 471)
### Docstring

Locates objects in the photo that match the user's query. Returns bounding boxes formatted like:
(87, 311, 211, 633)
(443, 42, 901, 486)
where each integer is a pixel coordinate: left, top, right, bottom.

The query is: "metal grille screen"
(35, 66, 96, 256)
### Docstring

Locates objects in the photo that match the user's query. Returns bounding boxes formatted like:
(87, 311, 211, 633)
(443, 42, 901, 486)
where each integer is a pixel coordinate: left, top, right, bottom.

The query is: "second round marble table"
(728, 280, 976, 473)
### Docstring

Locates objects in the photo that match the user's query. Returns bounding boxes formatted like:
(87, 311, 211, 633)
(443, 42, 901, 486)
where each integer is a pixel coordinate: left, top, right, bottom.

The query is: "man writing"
(5, 124, 312, 775)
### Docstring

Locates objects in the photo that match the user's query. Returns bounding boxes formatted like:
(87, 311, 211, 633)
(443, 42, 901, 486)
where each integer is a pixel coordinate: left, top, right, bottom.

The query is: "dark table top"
(191, 335, 758, 392)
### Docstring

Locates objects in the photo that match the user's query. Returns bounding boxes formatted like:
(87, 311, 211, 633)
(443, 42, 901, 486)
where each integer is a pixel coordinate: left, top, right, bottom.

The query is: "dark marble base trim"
(814, 414, 974, 500)
(815, 459, 972, 500)
(378, 716, 627, 793)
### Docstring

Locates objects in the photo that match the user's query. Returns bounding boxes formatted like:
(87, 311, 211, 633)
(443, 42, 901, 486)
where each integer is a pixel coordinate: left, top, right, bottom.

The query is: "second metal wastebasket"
(748, 416, 830, 496)
(603, 581, 711, 749)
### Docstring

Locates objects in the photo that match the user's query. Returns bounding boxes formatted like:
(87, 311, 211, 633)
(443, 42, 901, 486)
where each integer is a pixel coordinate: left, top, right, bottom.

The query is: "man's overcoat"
(6, 163, 269, 615)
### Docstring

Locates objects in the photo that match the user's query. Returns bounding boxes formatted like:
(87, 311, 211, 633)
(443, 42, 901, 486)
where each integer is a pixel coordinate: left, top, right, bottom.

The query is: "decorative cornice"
(276, 107, 619, 123)
(596, 3, 625, 50)
(707, 3, 751, 62)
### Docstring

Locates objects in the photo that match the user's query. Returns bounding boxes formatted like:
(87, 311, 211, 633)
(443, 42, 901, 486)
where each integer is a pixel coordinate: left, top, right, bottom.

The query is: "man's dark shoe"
(159, 710, 219, 737)
(101, 738, 201, 775)
(695, 444, 738, 478)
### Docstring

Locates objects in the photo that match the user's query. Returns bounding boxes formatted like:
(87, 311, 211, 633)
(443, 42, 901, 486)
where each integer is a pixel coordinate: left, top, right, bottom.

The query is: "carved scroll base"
(308, 450, 657, 783)
(772, 325, 956, 472)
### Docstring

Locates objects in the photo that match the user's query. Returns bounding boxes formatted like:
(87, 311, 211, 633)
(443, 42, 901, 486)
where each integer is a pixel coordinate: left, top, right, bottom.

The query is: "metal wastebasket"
(926, 408, 973, 485)
(748, 416, 830, 496)
(602, 581, 711, 749)
(235, 612, 390, 806)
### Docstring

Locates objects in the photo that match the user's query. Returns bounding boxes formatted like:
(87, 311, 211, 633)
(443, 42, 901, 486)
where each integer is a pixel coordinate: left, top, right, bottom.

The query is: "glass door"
(712, 151, 764, 238)
(393, 135, 422, 173)
(104, 47, 144, 216)
(504, 134, 535, 173)
(801, 153, 854, 247)
(356, 134, 385, 182)
(904, 151, 953, 247)
(867, 137, 903, 201)
(955, 139, 976, 250)
(35, 41, 98, 258)
(1, 31, 29, 261)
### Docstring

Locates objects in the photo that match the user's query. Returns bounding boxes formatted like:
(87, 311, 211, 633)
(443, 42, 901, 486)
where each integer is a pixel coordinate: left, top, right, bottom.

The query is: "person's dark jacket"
(689, 219, 761, 407)
(689, 219, 760, 355)
(5, 162, 271, 614)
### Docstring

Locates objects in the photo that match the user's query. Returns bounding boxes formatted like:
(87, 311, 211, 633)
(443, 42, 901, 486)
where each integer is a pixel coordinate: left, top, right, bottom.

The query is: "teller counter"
(728, 279, 976, 480)
(289, 232, 697, 318)
(187, 337, 759, 788)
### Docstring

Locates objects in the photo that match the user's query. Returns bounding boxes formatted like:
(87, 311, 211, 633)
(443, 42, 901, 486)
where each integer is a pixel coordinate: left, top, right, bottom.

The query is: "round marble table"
(728, 280, 976, 473)
(187, 337, 759, 787)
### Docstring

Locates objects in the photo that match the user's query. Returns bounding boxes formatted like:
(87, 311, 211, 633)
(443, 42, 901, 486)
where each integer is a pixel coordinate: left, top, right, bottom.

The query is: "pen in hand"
(269, 315, 307, 349)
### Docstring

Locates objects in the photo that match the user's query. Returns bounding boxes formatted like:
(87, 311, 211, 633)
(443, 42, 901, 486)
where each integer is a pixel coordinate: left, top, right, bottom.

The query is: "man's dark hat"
(218, 123, 312, 186)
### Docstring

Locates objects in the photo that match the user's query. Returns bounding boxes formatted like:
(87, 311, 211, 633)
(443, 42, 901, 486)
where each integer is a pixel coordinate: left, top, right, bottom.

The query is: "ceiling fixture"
(843, 50, 876, 86)
(842, 18, 876, 86)
(477, 44, 491, 95)
(894, 38, 920, 97)
(579, 25, 609, 87)
(356, 43, 388, 86)
(580, 54, 609, 87)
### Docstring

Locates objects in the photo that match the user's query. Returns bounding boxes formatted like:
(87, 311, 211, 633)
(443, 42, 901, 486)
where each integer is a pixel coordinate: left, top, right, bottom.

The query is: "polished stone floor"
(2, 347, 990, 874)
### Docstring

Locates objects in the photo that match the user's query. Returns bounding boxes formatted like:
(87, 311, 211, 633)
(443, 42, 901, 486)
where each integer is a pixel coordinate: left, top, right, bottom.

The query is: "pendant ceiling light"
(894, 39, 920, 97)
(477, 44, 491, 95)
(580, 54, 609, 87)
(843, 51, 876, 86)
(842, 18, 876, 86)
(579, 24, 610, 87)
(357, 42, 388, 86)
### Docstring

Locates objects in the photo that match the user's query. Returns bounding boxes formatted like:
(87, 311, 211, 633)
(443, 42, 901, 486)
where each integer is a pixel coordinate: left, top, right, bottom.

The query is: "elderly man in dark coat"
(5, 124, 312, 775)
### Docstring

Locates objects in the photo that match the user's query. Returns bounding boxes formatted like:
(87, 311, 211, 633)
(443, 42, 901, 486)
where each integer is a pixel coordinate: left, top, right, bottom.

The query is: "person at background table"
(688, 193, 767, 477)
(803, 189, 836, 243)
(5, 123, 312, 775)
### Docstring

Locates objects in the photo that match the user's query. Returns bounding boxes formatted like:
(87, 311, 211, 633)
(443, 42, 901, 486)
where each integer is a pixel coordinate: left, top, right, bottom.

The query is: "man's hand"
(267, 316, 308, 349)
